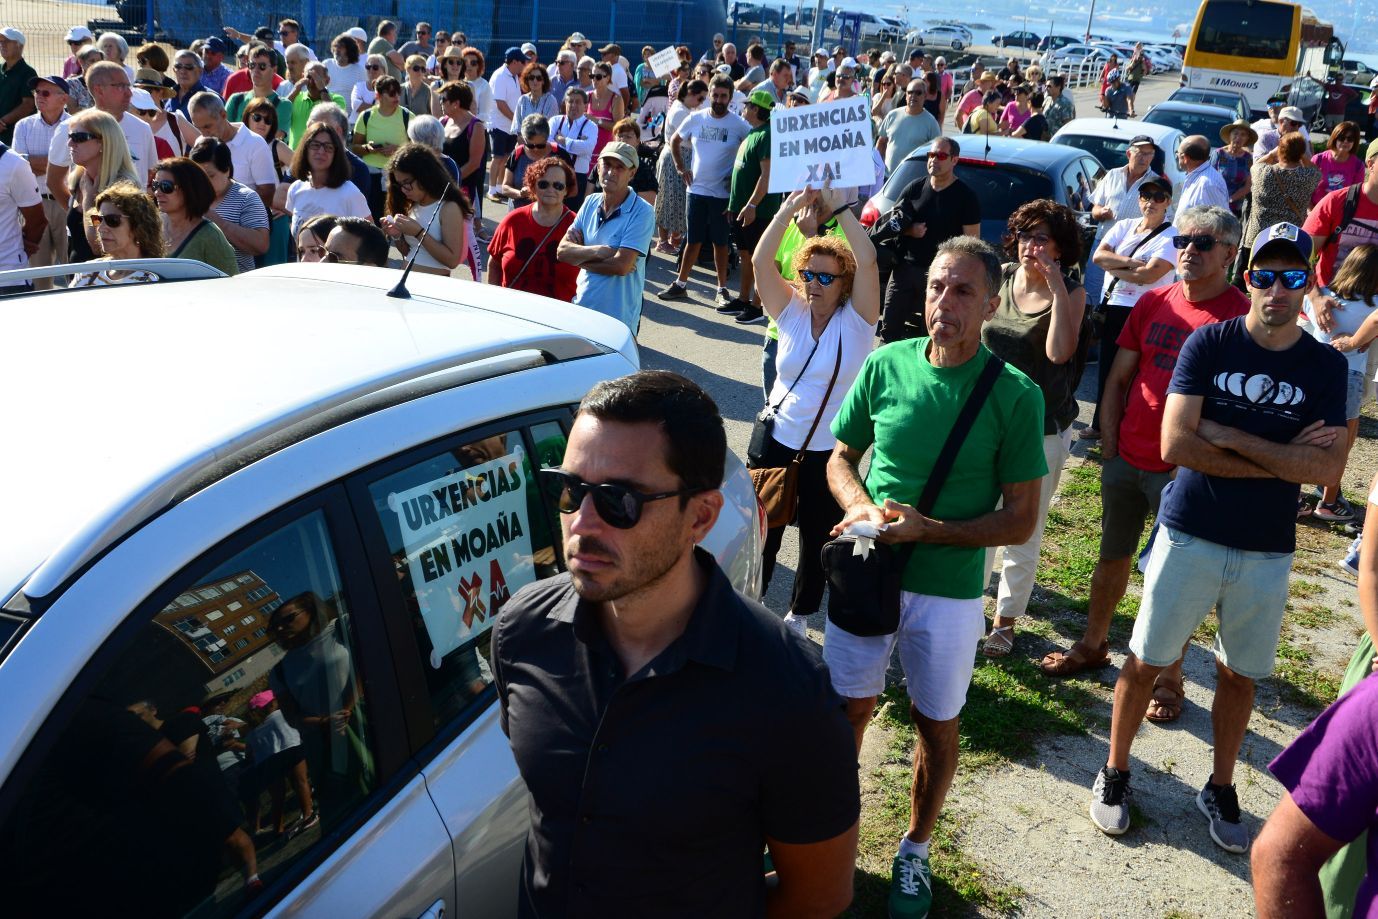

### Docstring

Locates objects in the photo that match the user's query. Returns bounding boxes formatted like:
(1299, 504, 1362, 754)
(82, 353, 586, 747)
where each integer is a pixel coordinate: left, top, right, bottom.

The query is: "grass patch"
(1288, 602, 1340, 630)
(1289, 579, 1323, 600)
(1270, 636, 1341, 710)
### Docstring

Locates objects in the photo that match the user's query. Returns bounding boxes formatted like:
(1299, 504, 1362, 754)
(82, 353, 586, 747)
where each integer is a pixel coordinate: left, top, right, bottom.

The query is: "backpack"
(359, 105, 412, 138)
(1319, 182, 1365, 255)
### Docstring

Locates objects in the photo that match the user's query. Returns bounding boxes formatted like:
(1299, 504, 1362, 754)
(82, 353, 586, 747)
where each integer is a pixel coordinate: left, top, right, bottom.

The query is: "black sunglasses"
(536, 179, 566, 190)
(1247, 268, 1310, 290)
(67, 131, 97, 144)
(151, 179, 177, 194)
(89, 212, 126, 228)
(541, 469, 702, 529)
(1172, 233, 1216, 251)
(1139, 190, 1170, 202)
(251, 61, 272, 71)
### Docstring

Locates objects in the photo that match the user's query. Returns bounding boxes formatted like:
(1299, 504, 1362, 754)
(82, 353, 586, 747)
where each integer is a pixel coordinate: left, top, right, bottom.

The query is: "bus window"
(1194, 0, 1293, 61)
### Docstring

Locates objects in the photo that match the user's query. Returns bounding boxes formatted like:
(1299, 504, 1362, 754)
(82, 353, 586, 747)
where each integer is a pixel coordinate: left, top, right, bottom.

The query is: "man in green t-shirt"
(825, 236, 1047, 919)
(721, 90, 783, 324)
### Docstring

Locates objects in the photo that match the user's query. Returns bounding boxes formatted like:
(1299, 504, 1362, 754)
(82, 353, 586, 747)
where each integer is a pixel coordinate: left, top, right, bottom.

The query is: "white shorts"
(822, 591, 986, 721)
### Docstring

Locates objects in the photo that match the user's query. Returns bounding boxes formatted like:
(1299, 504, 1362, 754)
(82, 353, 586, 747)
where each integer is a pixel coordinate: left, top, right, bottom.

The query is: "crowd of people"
(6, 18, 1378, 919)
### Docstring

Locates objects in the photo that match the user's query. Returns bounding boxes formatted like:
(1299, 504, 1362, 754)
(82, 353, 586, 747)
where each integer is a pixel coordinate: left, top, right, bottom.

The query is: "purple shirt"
(1269, 674, 1378, 915)
(1312, 150, 1365, 206)
(201, 64, 233, 96)
(1000, 101, 1030, 133)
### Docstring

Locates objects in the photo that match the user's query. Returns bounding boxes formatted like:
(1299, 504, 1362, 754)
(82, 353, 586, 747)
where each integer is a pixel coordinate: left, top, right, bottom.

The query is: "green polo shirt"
(727, 122, 781, 223)
(226, 90, 294, 140)
(0, 57, 37, 146)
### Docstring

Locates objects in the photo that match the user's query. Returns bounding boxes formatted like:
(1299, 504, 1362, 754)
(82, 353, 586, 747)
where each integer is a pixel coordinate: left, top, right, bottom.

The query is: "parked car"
(1143, 46, 1181, 71)
(860, 136, 1104, 272)
(731, 2, 782, 26)
(993, 30, 1041, 50)
(1141, 101, 1237, 146)
(1167, 87, 1250, 122)
(1050, 117, 1188, 188)
(0, 259, 766, 918)
(908, 25, 969, 49)
(836, 10, 904, 43)
(1037, 34, 1081, 52)
(1342, 59, 1377, 83)
(1041, 43, 1112, 72)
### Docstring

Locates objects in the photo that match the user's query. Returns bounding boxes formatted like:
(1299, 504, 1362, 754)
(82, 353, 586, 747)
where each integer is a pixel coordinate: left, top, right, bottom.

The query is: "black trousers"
(880, 261, 930, 344)
(1090, 304, 1133, 430)
(758, 435, 843, 615)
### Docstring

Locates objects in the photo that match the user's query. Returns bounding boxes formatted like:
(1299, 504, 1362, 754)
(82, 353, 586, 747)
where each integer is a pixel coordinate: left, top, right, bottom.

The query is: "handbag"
(821, 353, 1006, 637)
(750, 337, 844, 529)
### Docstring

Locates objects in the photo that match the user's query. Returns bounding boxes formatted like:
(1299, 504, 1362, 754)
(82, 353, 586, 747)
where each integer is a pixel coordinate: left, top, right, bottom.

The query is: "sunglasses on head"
(1247, 268, 1310, 290)
(67, 131, 97, 144)
(541, 469, 702, 529)
(799, 269, 837, 286)
(89, 212, 126, 228)
(151, 179, 177, 194)
(1172, 233, 1216, 251)
(1139, 189, 1170, 202)
(537, 179, 566, 190)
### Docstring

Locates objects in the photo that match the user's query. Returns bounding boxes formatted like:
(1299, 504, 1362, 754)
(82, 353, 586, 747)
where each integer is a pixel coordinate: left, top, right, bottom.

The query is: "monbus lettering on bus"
(1208, 76, 1262, 90)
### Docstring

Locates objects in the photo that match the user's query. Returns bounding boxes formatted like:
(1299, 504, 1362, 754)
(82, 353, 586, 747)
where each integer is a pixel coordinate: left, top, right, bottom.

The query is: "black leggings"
(758, 436, 843, 615)
(1091, 305, 1133, 430)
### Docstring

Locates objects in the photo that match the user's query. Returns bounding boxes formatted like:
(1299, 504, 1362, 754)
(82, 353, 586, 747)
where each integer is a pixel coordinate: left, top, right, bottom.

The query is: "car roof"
(1147, 101, 1236, 116)
(1052, 118, 1185, 145)
(2, 264, 634, 604)
(905, 135, 1095, 170)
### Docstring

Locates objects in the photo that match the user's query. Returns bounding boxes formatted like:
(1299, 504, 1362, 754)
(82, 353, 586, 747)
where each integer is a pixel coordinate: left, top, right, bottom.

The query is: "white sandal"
(982, 625, 1015, 658)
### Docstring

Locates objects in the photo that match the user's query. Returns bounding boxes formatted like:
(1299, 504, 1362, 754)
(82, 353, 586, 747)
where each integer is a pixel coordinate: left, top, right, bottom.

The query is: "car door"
(347, 410, 576, 919)
(0, 489, 457, 919)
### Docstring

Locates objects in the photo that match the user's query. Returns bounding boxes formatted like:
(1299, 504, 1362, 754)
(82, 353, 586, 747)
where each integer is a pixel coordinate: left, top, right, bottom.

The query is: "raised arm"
(752, 189, 814, 318)
(818, 184, 879, 325)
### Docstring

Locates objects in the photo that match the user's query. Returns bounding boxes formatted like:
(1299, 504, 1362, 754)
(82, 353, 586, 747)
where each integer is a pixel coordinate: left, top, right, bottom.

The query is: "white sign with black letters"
(768, 96, 874, 193)
(649, 46, 680, 78)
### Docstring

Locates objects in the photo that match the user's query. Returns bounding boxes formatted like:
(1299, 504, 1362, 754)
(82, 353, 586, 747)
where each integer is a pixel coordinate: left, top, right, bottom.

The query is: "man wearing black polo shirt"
(493, 371, 859, 919)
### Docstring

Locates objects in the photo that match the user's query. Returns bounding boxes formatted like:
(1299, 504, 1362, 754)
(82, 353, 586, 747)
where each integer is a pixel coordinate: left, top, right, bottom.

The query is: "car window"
(1143, 110, 1231, 141)
(0, 510, 377, 917)
(951, 163, 1053, 221)
(360, 423, 564, 732)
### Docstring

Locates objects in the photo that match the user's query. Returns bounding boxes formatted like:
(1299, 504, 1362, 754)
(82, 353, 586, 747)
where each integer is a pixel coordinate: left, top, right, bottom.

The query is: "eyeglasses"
(249, 113, 271, 123)
(799, 269, 837, 286)
(541, 469, 703, 529)
(928, 151, 952, 162)
(410, 66, 426, 72)
(1139, 190, 1170, 202)
(151, 179, 177, 194)
(306, 140, 336, 153)
(398, 177, 417, 191)
(1247, 268, 1310, 290)
(174, 63, 198, 71)
(67, 131, 98, 144)
(322, 249, 360, 264)
(366, 64, 382, 71)
(1016, 231, 1052, 245)
(251, 62, 272, 71)
(1172, 233, 1217, 251)
(537, 179, 566, 190)
(89, 212, 126, 228)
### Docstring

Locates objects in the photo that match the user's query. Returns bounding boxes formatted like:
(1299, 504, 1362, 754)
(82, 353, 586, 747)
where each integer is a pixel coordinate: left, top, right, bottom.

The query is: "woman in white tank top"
(381, 142, 474, 276)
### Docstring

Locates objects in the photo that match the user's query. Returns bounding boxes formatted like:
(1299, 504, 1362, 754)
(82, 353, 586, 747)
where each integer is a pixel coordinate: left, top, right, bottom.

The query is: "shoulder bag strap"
(1103, 220, 1172, 303)
(796, 337, 845, 457)
(505, 212, 565, 287)
(767, 320, 824, 412)
(917, 352, 1006, 519)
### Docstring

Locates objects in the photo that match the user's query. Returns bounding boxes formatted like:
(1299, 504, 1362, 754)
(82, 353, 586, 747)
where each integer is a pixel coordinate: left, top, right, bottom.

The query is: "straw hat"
(1219, 119, 1258, 147)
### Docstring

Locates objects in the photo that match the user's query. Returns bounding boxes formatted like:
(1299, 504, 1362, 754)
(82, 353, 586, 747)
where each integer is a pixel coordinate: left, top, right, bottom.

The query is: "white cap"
(64, 25, 93, 43)
(345, 27, 368, 42)
(521, 42, 537, 55)
(0, 27, 26, 44)
(839, 56, 858, 71)
(130, 87, 158, 112)
(715, 63, 731, 75)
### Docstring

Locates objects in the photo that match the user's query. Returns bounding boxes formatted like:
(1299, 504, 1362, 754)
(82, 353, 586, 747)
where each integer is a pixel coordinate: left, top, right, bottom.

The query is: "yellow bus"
(1182, 0, 1338, 118)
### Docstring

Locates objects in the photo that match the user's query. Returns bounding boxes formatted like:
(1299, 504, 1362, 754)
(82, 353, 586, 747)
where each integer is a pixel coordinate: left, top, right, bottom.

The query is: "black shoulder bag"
(1092, 220, 1171, 332)
(821, 353, 1006, 637)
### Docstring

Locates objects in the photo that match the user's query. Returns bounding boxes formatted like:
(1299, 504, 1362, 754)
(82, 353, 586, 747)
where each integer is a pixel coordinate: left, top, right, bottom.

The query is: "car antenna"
(387, 181, 454, 300)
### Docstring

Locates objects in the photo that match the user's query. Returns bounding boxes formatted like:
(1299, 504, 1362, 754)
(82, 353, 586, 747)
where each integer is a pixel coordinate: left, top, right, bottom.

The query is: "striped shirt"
(212, 180, 270, 273)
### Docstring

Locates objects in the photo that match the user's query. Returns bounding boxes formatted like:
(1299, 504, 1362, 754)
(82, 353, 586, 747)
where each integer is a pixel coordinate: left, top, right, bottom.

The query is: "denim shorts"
(1130, 526, 1292, 679)
(1346, 369, 1364, 420)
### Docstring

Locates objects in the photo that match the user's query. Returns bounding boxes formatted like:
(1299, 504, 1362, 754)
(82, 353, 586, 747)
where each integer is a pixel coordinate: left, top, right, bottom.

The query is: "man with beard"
(492, 371, 859, 919)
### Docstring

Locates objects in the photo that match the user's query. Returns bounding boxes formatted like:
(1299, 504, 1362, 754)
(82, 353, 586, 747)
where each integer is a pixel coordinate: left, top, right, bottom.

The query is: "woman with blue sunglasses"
(748, 182, 880, 637)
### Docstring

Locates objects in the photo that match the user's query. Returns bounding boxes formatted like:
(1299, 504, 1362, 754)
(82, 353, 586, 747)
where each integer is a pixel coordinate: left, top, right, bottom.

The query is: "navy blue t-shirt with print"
(1158, 316, 1348, 553)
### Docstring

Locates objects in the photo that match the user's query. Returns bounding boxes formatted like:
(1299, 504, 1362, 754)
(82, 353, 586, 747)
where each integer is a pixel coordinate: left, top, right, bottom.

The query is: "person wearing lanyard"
(549, 87, 596, 210)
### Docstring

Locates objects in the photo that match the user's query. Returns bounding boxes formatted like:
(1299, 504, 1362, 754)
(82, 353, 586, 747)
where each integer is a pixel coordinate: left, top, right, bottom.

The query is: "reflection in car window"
(364, 426, 562, 730)
(0, 510, 376, 917)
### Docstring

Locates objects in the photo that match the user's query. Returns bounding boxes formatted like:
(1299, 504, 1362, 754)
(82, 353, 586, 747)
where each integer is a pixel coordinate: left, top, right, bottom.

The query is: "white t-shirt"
(0, 149, 42, 270)
(1311, 289, 1378, 375)
(47, 112, 159, 178)
(767, 296, 877, 451)
(326, 60, 367, 100)
(467, 76, 494, 126)
(609, 61, 629, 92)
(349, 81, 376, 126)
(549, 114, 597, 173)
(286, 179, 372, 235)
(225, 123, 278, 189)
(673, 109, 750, 198)
(1098, 218, 1178, 306)
(247, 709, 302, 760)
(490, 66, 522, 135)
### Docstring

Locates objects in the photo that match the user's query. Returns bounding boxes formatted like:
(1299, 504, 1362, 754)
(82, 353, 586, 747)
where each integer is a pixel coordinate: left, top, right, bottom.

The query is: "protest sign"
(767, 96, 874, 193)
(388, 446, 536, 661)
(649, 46, 680, 78)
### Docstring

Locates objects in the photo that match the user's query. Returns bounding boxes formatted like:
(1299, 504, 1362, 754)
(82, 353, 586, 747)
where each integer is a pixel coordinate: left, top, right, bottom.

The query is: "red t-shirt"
(220, 69, 285, 99)
(1303, 186, 1378, 287)
(1115, 282, 1250, 472)
(487, 205, 579, 301)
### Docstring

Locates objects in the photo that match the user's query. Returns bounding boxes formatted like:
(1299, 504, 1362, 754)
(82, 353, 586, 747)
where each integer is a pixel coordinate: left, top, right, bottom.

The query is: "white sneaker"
(782, 612, 807, 637)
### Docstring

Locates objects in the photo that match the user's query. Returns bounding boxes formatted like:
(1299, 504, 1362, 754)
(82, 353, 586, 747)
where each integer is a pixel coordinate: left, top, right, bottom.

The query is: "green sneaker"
(888, 852, 932, 918)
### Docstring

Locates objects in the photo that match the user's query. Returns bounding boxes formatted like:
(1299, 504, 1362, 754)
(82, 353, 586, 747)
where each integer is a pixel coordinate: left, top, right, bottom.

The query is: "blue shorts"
(686, 193, 731, 246)
(1130, 526, 1292, 679)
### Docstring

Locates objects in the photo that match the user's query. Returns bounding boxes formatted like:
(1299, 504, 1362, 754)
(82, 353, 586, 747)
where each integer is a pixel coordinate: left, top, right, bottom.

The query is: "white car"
(1041, 44, 1113, 72)
(908, 25, 969, 49)
(0, 260, 765, 918)
(1050, 117, 1188, 188)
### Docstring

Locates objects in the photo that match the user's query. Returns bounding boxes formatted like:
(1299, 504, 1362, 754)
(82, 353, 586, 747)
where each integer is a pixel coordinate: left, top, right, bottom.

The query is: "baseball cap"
(715, 63, 731, 75)
(746, 89, 775, 110)
(204, 36, 232, 54)
(1, 27, 27, 44)
(1137, 175, 1171, 195)
(813, 49, 828, 59)
(521, 42, 537, 56)
(1366, 137, 1378, 161)
(599, 140, 637, 168)
(1127, 134, 1158, 149)
(1249, 222, 1312, 265)
(909, 48, 923, 60)
(130, 87, 158, 112)
(249, 690, 275, 710)
(65, 25, 93, 43)
(1278, 105, 1305, 124)
(832, 45, 844, 55)
(344, 27, 368, 43)
(839, 56, 857, 72)
(505, 46, 525, 63)
(557, 49, 577, 63)
(28, 75, 71, 94)
(599, 43, 621, 54)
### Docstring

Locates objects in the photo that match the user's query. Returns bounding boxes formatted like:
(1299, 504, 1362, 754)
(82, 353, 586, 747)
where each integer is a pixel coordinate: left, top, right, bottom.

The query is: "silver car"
(0, 261, 764, 918)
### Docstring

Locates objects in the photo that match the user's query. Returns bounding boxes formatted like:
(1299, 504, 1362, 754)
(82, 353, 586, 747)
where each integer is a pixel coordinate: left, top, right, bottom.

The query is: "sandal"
(1145, 675, 1185, 723)
(1040, 639, 1111, 677)
(982, 625, 1015, 657)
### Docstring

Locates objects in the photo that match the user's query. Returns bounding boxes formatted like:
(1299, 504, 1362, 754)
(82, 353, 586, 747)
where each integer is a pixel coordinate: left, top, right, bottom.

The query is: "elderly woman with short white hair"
(350, 54, 387, 126)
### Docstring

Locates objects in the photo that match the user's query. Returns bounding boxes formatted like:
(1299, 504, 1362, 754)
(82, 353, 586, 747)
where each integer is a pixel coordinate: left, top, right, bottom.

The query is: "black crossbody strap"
(767, 316, 826, 411)
(1103, 220, 1171, 303)
(796, 338, 845, 457)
